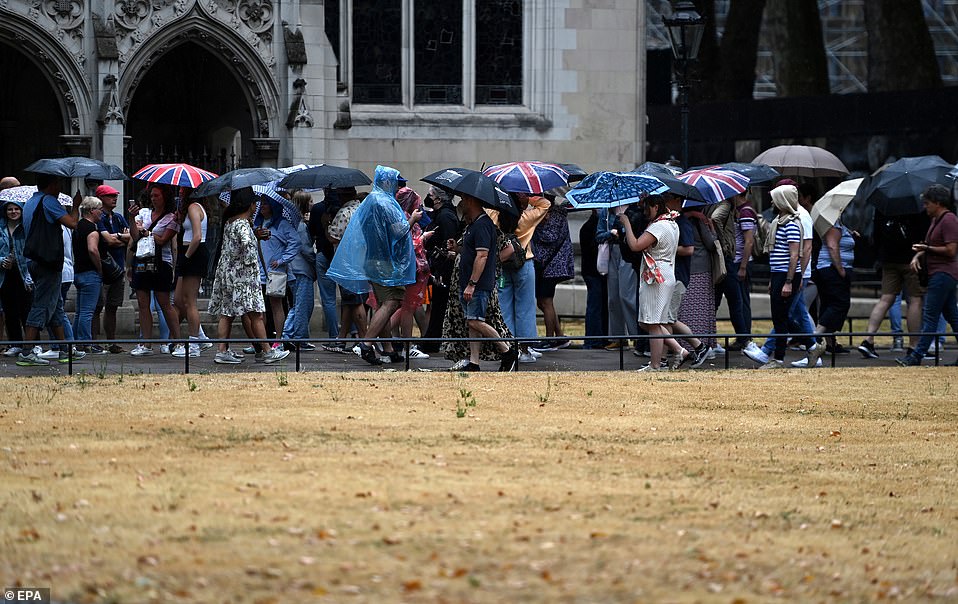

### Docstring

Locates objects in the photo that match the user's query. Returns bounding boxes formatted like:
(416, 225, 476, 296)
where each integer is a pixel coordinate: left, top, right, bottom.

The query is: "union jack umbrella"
(482, 161, 569, 194)
(677, 167, 750, 206)
(132, 163, 218, 188)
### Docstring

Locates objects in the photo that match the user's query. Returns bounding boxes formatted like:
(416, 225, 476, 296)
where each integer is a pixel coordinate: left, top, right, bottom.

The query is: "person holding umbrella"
(618, 194, 687, 371)
(896, 184, 958, 367)
(16, 174, 82, 367)
(452, 193, 519, 372)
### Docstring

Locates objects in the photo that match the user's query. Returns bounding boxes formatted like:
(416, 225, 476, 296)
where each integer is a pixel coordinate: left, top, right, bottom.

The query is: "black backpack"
(23, 196, 64, 271)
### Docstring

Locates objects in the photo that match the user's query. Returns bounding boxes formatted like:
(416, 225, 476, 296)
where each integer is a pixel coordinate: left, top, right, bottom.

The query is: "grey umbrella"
(24, 156, 127, 180)
(752, 145, 849, 178)
(191, 167, 286, 197)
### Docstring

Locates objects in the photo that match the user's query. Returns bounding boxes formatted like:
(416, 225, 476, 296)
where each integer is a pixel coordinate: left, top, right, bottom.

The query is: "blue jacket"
(256, 210, 301, 284)
(0, 201, 33, 288)
(288, 221, 317, 279)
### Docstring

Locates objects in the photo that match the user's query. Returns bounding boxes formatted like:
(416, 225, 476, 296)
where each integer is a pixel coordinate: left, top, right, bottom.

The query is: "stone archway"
(124, 41, 259, 174)
(0, 10, 94, 175)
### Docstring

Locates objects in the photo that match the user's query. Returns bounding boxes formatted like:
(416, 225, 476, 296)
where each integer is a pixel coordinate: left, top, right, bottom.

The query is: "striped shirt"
(769, 221, 801, 273)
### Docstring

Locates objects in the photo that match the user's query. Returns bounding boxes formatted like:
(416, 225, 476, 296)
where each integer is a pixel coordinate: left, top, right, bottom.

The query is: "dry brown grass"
(2, 368, 957, 603)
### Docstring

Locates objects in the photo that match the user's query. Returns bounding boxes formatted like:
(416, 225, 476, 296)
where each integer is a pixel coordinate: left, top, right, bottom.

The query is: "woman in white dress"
(619, 194, 689, 371)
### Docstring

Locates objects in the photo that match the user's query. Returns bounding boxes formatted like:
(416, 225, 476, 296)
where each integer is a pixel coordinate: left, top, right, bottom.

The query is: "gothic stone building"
(1, 0, 648, 197)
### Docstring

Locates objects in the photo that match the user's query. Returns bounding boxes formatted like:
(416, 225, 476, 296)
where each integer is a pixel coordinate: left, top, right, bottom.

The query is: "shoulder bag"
(257, 238, 287, 297)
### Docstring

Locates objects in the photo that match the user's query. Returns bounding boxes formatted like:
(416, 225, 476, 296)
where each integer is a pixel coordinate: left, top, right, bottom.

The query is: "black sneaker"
(727, 339, 749, 352)
(498, 347, 519, 372)
(895, 354, 921, 367)
(690, 343, 711, 369)
(462, 362, 481, 372)
(384, 350, 404, 364)
(358, 343, 382, 366)
(857, 340, 879, 359)
(826, 343, 850, 355)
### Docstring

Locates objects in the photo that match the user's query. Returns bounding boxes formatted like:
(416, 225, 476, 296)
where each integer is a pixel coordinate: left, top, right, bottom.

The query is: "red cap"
(95, 184, 120, 197)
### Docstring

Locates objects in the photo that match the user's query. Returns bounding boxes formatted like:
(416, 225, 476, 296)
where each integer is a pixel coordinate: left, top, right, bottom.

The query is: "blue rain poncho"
(327, 165, 415, 294)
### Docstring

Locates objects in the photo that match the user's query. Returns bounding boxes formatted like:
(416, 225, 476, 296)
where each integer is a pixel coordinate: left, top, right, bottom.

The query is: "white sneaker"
(214, 351, 242, 364)
(4, 346, 22, 357)
(38, 348, 61, 360)
(712, 343, 725, 355)
(191, 336, 214, 351)
(130, 344, 155, 357)
(790, 357, 823, 368)
(743, 342, 769, 365)
(172, 343, 200, 358)
(262, 348, 290, 364)
(518, 351, 537, 364)
(406, 346, 430, 359)
(529, 348, 542, 359)
(32, 345, 43, 356)
(159, 344, 170, 354)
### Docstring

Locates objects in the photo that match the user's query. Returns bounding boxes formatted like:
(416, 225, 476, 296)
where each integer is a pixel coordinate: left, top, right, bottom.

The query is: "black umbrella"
(692, 162, 781, 185)
(25, 156, 127, 180)
(554, 163, 588, 183)
(422, 168, 519, 216)
(631, 162, 707, 203)
(859, 155, 954, 216)
(277, 164, 371, 191)
(192, 167, 286, 198)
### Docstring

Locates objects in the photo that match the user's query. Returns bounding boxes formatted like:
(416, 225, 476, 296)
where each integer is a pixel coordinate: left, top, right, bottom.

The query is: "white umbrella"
(752, 145, 849, 178)
(0, 185, 74, 206)
(810, 178, 863, 238)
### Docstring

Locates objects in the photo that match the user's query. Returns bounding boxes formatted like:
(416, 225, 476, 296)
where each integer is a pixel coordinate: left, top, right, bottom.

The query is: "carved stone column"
(251, 138, 280, 167)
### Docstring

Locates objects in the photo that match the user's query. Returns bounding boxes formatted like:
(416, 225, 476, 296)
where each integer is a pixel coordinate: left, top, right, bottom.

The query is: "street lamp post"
(664, 1, 705, 170)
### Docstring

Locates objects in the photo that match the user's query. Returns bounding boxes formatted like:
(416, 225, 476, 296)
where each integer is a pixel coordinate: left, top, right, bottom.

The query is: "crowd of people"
(1, 165, 956, 371)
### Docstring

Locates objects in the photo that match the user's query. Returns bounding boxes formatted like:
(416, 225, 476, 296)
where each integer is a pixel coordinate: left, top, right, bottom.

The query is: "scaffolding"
(647, 0, 958, 98)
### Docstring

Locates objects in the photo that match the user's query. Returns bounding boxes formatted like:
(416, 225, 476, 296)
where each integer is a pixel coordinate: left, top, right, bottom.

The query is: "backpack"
(500, 234, 526, 271)
(751, 211, 773, 258)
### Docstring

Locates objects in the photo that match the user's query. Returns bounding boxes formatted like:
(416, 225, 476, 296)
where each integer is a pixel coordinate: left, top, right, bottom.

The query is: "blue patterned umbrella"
(218, 185, 301, 227)
(564, 171, 668, 209)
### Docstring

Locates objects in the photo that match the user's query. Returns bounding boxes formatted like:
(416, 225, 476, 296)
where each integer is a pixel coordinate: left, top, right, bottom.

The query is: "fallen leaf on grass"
(402, 579, 422, 591)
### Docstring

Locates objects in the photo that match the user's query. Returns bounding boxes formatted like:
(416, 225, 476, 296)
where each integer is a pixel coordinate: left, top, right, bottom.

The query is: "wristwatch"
(467, 279, 478, 287)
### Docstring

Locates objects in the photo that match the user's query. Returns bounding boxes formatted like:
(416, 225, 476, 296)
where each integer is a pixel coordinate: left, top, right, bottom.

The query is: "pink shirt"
(925, 211, 958, 281)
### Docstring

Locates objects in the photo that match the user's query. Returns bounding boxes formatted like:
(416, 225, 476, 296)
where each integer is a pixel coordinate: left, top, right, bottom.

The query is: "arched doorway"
(124, 42, 257, 176)
(0, 42, 65, 179)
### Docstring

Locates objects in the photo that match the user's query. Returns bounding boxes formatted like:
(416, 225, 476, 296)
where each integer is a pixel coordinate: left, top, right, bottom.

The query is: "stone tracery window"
(345, 0, 524, 108)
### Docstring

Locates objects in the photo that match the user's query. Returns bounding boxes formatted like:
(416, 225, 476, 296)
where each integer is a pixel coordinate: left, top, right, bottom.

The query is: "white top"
(61, 226, 74, 283)
(138, 208, 180, 265)
(798, 206, 813, 279)
(182, 203, 208, 244)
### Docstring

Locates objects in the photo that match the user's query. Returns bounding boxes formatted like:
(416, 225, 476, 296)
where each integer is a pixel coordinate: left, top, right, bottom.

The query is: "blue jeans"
(461, 289, 491, 321)
(283, 275, 314, 340)
(150, 292, 170, 340)
(499, 261, 537, 339)
(763, 277, 816, 355)
(716, 258, 751, 338)
(910, 272, 958, 359)
(891, 291, 945, 344)
(607, 246, 638, 338)
(25, 262, 63, 330)
(583, 273, 608, 348)
(72, 271, 102, 344)
(315, 253, 339, 338)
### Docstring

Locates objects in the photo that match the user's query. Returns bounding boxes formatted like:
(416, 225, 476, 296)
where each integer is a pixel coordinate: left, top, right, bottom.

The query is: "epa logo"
(3, 588, 50, 603)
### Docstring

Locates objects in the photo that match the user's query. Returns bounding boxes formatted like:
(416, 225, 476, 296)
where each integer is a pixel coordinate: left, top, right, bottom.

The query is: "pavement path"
(1, 341, 953, 377)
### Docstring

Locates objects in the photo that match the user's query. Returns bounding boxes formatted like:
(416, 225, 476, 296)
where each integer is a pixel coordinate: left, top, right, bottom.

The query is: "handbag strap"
(256, 232, 271, 276)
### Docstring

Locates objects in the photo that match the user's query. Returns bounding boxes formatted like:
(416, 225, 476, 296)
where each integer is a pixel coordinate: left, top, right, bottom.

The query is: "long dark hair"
(222, 187, 255, 221)
(642, 194, 669, 218)
(498, 208, 520, 235)
(150, 185, 175, 218)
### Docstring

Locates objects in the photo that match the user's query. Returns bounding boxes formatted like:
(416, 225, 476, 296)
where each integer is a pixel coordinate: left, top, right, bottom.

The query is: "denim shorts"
(25, 261, 63, 329)
(461, 288, 490, 321)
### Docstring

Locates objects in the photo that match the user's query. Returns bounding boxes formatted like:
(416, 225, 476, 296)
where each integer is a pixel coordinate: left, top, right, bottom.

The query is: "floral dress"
(208, 218, 265, 317)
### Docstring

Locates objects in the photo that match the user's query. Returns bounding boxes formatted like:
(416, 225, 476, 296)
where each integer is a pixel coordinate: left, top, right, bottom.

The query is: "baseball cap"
(95, 184, 120, 197)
